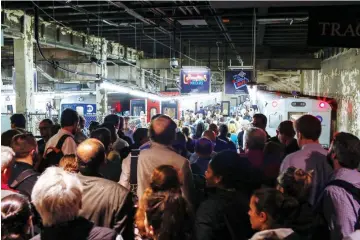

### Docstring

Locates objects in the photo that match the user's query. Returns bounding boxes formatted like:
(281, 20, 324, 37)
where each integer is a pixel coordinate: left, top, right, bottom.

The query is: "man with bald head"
(76, 139, 134, 239)
(119, 114, 195, 206)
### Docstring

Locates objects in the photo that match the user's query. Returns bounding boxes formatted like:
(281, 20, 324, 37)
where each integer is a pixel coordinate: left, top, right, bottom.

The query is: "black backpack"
(9, 169, 39, 198)
(37, 135, 73, 173)
(312, 179, 360, 240)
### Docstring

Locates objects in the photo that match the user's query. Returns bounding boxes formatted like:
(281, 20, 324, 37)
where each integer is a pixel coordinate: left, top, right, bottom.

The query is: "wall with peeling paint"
(302, 48, 360, 137)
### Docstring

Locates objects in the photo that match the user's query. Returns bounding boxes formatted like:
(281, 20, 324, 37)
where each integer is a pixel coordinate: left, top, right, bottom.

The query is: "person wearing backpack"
(40, 108, 78, 172)
(321, 132, 360, 240)
(8, 133, 40, 199)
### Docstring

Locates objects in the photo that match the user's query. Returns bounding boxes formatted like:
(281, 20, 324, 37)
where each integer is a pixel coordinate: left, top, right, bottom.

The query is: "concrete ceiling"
(4, 1, 357, 65)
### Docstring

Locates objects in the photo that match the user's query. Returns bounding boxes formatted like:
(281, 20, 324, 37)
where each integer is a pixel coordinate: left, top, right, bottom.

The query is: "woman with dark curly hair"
(135, 165, 183, 238)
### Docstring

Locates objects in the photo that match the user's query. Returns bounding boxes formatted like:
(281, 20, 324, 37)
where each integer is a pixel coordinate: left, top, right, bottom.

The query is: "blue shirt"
(191, 156, 212, 176)
(214, 137, 234, 152)
(280, 143, 333, 205)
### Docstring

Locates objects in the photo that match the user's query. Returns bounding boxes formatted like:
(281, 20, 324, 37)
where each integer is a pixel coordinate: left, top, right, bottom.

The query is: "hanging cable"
(252, 8, 257, 83)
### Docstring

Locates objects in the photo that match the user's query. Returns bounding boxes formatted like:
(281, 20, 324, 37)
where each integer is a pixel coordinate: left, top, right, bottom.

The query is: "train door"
(130, 99, 146, 117)
(146, 99, 160, 122)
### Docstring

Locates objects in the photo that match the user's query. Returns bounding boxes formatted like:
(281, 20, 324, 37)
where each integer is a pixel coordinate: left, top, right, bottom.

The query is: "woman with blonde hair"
(228, 122, 238, 147)
(59, 154, 78, 173)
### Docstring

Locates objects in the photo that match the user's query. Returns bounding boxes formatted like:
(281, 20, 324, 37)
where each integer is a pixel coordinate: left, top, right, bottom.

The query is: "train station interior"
(1, 1, 359, 138)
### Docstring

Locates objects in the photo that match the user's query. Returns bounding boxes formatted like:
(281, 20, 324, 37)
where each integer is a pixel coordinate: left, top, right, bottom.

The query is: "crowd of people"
(1, 109, 360, 240)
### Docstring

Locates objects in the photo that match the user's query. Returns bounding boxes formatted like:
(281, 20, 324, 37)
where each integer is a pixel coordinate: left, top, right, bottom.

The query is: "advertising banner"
(225, 70, 251, 94)
(307, 7, 360, 47)
(180, 69, 210, 94)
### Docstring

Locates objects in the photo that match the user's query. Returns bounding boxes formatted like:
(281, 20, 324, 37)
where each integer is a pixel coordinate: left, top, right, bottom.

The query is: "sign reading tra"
(307, 7, 360, 48)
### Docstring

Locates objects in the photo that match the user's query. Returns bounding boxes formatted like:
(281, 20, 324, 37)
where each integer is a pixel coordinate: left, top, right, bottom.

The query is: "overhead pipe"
(107, 0, 201, 65)
(108, 59, 178, 84)
(257, 17, 308, 24)
(209, 6, 242, 63)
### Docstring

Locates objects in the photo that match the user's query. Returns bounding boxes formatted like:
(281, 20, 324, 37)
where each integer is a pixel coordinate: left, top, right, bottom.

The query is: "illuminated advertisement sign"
(180, 69, 210, 94)
(225, 70, 251, 94)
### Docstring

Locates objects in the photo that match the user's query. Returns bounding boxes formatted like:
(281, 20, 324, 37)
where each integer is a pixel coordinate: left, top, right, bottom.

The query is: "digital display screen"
(291, 102, 306, 107)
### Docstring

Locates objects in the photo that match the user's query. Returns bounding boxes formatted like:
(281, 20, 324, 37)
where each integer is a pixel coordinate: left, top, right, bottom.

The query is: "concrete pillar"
(299, 71, 305, 94)
(13, 14, 34, 119)
(140, 69, 146, 89)
(96, 39, 108, 121)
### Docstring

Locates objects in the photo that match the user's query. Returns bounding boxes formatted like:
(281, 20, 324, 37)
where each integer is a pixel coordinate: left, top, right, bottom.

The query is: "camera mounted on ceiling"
(170, 57, 178, 69)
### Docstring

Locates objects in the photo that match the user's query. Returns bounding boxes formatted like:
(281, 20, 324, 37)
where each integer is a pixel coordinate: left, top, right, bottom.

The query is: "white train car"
(263, 97, 332, 148)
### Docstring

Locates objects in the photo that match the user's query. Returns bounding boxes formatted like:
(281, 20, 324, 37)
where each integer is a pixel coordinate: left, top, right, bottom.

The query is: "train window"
(6, 105, 13, 114)
(269, 113, 282, 128)
(288, 112, 307, 122)
(133, 106, 144, 117)
(150, 108, 157, 118)
(76, 106, 84, 116)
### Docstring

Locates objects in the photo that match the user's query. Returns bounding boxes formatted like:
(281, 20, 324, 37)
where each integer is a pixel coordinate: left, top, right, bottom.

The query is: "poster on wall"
(61, 104, 97, 117)
(225, 70, 251, 94)
(180, 69, 210, 94)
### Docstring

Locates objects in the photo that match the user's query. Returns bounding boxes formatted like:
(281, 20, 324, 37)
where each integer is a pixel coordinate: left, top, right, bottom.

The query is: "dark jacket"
(240, 150, 281, 187)
(288, 201, 316, 239)
(195, 188, 253, 240)
(77, 173, 134, 239)
(237, 130, 245, 150)
(30, 217, 117, 240)
(8, 162, 39, 199)
(191, 156, 212, 176)
(186, 138, 195, 153)
(284, 139, 300, 157)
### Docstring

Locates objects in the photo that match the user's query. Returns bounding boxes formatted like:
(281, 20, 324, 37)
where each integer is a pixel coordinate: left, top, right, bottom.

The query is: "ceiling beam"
(256, 8, 268, 45)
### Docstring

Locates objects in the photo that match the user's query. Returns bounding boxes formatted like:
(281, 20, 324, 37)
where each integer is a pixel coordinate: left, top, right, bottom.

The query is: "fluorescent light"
(162, 92, 222, 101)
(101, 82, 162, 101)
(228, 66, 253, 70)
(101, 82, 129, 94)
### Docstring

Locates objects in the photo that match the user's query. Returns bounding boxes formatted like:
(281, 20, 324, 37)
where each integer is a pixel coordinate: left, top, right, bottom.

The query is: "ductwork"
(257, 17, 308, 25)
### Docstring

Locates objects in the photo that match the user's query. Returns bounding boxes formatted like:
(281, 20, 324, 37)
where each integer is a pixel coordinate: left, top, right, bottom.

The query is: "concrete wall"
(302, 49, 360, 136)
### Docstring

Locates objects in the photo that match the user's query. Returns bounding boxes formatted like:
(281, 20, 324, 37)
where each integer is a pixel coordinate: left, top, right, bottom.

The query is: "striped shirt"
(322, 168, 360, 240)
